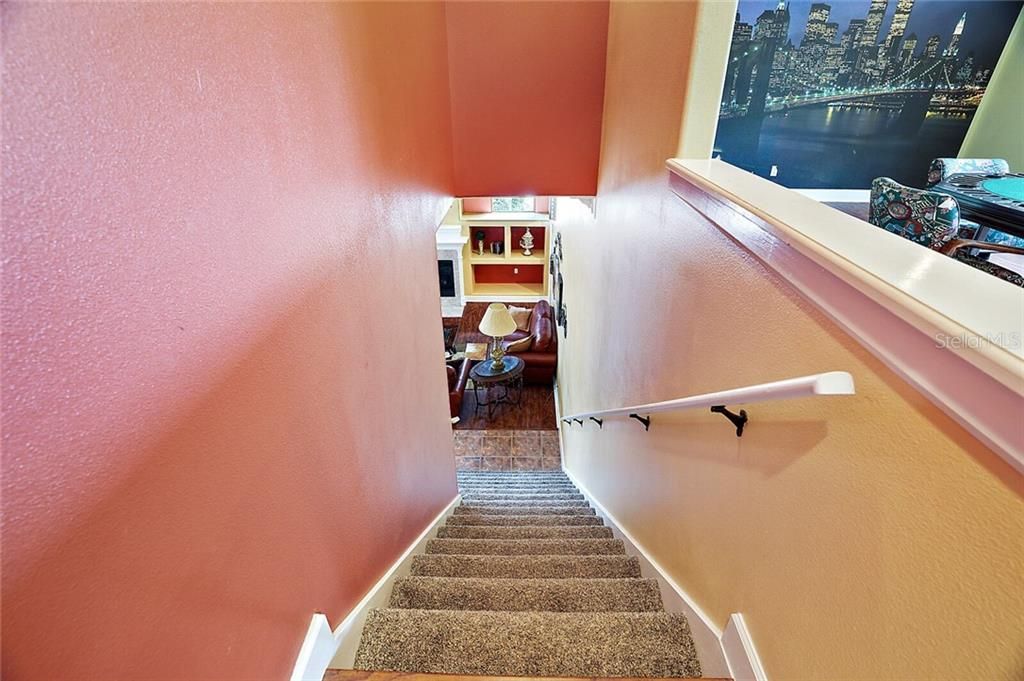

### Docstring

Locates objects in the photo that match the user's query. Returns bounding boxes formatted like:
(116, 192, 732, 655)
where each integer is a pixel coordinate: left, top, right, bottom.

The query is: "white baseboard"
(561, 468, 731, 678)
(723, 612, 769, 681)
(289, 613, 337, 681)
(328, 493, 462, 669)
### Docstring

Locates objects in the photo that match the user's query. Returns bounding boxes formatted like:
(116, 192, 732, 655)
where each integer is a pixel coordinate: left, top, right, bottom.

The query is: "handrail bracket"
(589, 417, 603, 428)
(711, 405, 748, 437)
(628, 413, 651, 431)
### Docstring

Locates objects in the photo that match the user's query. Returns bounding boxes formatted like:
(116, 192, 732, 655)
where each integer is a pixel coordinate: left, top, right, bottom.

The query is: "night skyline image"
(714, 0, 1022, 189)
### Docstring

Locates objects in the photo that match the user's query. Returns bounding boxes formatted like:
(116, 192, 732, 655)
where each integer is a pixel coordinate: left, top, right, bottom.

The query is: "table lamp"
(478, 303, 518, 370)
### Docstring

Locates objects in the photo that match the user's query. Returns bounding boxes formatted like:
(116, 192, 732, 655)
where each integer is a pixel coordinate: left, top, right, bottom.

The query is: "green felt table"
(981, 177, 1024, 202)
(933, 173, 1024, 238)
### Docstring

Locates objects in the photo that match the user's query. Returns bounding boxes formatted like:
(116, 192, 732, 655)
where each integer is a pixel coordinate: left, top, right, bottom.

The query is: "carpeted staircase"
(353, 470, 703, 678)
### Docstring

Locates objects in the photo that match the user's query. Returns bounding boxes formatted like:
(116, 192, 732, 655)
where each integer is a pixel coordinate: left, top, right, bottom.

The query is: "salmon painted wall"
(446, 1, 609, 197)
(555, 2, 1024, 678)
(1, 3, 456, 680)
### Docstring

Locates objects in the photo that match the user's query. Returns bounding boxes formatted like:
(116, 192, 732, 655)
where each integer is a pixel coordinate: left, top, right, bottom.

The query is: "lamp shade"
(478, 303, 518, 337)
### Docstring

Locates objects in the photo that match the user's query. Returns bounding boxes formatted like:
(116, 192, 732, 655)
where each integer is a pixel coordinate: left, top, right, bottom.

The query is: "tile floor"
(454, 429, 561, 471)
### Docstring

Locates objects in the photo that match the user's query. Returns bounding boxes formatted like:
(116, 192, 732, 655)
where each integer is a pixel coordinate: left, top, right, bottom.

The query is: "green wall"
(960, 7, 1024, 170)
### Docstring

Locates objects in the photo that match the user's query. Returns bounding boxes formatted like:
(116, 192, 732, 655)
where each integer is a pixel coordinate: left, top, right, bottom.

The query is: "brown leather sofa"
(502, 299, 558, 385)
(447, 357, 471, 419)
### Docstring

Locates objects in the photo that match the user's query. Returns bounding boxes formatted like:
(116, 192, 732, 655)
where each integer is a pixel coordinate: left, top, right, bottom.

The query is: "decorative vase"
(520, 228, 534, 256)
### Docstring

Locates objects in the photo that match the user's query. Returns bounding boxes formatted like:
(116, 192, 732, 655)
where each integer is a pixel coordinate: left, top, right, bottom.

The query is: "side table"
(469, 356, 525, 419)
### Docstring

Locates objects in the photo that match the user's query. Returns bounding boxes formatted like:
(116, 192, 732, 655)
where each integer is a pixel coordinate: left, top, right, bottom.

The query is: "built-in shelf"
(509, 252, 546, 263)
(467, 251, 546, 264)
(471, 282, 547, 296)
(467, 252, 507, 263)
(458, 202, 552, 299)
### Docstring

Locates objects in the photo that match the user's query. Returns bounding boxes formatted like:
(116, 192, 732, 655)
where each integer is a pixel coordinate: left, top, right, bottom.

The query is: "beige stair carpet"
(354, 470, 702, 678)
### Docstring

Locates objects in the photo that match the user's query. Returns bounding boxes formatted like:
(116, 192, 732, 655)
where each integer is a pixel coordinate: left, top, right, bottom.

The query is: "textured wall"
(555, 2, 1024, 679)
(446, 1, 609, 197)
(597, 0, 698, 192)
(960, 7, 1024, 170)
(1, 3, 457, 679)
(556, 187, 1024, 680)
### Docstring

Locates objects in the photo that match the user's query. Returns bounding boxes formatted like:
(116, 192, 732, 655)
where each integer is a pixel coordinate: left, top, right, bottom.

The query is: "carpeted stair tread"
(426, 538, 626, 556)
(436, 525, 613, 539)
(458, 475, 572, 481)
(457, 485, 580, 492)
(446, 514, 604, 526)
(455, 505, 596, 516)
(409, 554, 643, 578)
(458, 500, 590, 508)
(457, 490, 580, 496)
(355, 472, 701, 678)
(389, 576, 664, 612)
(353, 609, 701, 677)
(458, 471, 568, 477)
(458, 478, 573, 483)
(459, 481, 572, 488)
(461, 493, 585, 501)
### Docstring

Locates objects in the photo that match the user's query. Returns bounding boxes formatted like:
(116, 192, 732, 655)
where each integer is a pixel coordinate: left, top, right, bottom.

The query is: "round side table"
(469, 356, 525, 419)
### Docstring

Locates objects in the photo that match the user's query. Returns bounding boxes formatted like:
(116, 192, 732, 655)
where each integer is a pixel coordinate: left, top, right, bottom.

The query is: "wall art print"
(714, 0, 1021, 188)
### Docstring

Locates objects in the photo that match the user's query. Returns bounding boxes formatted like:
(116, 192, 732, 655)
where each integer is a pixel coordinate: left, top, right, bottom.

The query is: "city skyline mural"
(713, 0, 1021, 189)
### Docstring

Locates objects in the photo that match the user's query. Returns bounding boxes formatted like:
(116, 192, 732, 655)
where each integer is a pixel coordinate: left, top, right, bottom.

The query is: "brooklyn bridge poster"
(714, 0, 1021, 188)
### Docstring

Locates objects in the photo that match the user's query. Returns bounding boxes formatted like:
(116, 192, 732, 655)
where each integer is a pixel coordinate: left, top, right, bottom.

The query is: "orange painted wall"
(1, 3, 456, 679)
(554, 3, 1024, 679)
(446, 1, 610, 197)
(597, 0, 698, 191)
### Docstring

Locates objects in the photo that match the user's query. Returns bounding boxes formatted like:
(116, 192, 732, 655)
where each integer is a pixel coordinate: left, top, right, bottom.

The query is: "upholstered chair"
(926, 157, 1010, 187)
(869, 177, 1024, 287)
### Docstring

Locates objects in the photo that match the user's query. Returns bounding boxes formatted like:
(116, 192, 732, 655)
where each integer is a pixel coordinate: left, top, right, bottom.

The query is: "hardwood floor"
(455, 381, 556, 430)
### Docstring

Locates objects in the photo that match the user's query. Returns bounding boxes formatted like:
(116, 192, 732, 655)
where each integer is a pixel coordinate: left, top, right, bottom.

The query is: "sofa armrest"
(448, 358, 472, 393)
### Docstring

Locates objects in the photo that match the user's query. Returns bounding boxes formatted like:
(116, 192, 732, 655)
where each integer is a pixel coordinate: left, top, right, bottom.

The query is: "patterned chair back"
(926, 157, 1010, 187)
(869, 177, 961, 250)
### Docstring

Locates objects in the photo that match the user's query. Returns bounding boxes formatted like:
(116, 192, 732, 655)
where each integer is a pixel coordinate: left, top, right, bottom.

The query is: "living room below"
(443, 300, 559, 471)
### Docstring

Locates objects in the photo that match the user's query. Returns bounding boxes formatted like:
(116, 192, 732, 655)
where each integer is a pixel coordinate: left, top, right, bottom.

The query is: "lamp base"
(489, 337, 506, 370)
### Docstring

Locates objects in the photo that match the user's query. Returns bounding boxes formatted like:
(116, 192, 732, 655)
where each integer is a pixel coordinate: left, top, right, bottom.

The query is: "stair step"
(410, 554, 642, 578)
(457, 476, 571, 481)
(446, 514, 603, 526)
(457, 477, 572, 483)
(457, 489, 580, 496)
(327, 671, 719, 681)
(389, 576, 663, 612)
(354, 609, 701, 677)
(457, 478, 569, 484)
(458, 471, 567, 476)
(458, 500, 590, 508)
(454, 505, 595, 516)
(425, 538, 626, 556)
(457, 484, 579, 491)
(460, 494, 585, 502)
(437, 525, 613, 539)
